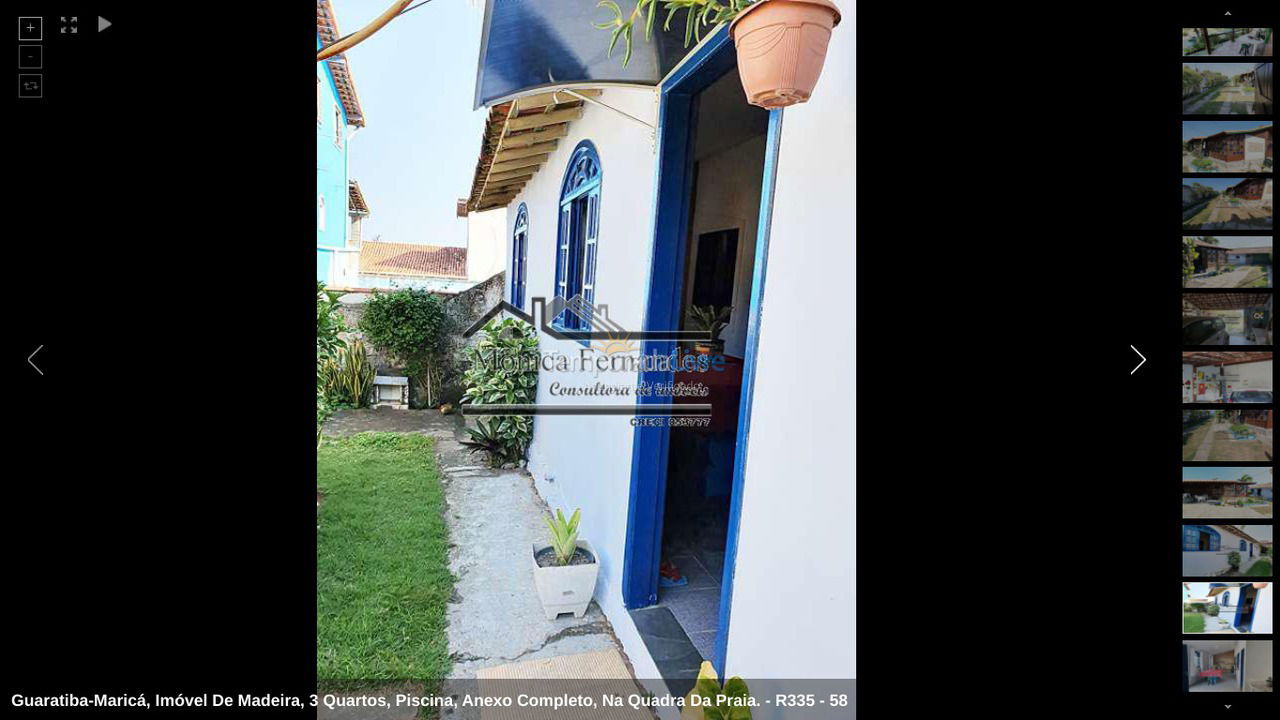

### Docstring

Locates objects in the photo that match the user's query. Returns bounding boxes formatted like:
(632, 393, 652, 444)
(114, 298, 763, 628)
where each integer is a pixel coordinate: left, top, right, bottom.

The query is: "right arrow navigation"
(1130, 345, 1146, 375)
(98, 16, 111, 32)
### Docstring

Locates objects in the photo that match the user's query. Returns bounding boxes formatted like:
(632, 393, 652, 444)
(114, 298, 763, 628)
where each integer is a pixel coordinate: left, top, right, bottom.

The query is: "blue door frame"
(621, 24, 783, 677)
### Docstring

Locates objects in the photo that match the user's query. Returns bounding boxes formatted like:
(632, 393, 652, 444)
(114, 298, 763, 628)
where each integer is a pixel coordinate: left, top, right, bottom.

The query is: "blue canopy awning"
(474, 0, 691, 109)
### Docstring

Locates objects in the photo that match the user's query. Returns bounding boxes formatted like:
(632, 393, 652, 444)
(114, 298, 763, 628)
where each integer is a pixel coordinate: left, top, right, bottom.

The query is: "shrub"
(317, 283, 347, 432)
(1227, 551, 1241, 569)
(459, 317, 539, 466)
(360, 288, 451, 407)
(1207, 604, 1220, 616)
(321, 339, 375, 408)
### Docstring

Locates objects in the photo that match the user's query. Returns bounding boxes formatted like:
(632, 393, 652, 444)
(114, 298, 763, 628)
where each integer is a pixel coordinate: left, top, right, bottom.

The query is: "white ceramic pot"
(531, 539, 599, 620)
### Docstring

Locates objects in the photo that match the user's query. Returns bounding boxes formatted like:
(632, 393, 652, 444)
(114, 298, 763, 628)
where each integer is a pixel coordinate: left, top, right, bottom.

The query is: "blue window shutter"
(511, 204, 529, 309)
(1184, 526, 1198, 550)
(1240, 540, 1247, 551)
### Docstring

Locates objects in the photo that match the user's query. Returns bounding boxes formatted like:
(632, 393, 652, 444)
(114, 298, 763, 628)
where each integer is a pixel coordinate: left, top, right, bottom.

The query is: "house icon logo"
(465, 296, 708, 351)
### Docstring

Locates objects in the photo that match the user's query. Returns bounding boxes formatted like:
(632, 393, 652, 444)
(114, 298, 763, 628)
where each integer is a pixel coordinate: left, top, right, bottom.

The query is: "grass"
(1182, 421, 1213, 460)
(1184, 613, 1206, 633)
(317, 432, 452, 687)
(1244, 558, 1272, 576)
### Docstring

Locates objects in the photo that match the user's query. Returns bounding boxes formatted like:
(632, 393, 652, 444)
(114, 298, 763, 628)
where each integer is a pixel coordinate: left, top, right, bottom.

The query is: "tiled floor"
(659, 553, 723, 661)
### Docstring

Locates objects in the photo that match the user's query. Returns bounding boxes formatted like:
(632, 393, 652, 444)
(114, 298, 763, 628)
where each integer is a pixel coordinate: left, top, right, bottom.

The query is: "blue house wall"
(317, 36, 350, 283)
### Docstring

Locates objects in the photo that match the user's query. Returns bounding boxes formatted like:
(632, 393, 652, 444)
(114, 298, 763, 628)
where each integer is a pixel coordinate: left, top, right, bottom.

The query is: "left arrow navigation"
(28, 345, 44, 376)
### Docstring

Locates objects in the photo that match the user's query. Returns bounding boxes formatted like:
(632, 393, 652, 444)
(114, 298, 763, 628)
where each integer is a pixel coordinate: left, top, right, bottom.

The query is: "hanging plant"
(596, 0, 842, 109)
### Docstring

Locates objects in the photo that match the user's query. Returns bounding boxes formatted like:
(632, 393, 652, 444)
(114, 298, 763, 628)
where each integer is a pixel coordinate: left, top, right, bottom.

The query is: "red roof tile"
(349, 181, 369, 215)
(317, 0, 365, 127)
(360, 242, 467, 278)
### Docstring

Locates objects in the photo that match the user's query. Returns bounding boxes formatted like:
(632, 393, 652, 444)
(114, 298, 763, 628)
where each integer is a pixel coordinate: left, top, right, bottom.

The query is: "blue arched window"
(511, 204, 529, 309)
(553, 140, 601, 331)
(1240, 540, 1247, 552)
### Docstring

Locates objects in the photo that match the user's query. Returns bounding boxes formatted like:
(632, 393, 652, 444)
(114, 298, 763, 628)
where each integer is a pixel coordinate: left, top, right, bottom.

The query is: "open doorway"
(656, 67, 770, 663)
(623, 25, 781, 693)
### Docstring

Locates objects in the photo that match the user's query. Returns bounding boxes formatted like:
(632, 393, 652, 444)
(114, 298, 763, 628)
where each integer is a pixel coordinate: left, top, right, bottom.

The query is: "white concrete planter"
(531, 539, 598, 620)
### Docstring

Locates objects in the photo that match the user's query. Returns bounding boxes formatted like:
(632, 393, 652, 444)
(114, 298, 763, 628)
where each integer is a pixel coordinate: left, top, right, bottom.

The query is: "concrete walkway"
(319, 409, 635, 720)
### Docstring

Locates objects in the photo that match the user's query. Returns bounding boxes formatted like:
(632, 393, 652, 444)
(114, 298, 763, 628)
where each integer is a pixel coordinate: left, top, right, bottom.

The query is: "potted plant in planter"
(687, 304, 732, 355)
(532, 508, 599, 621)
(595, 0, 842, 109)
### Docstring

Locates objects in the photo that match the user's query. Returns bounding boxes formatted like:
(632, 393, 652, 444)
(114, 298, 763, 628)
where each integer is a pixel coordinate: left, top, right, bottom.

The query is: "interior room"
(657, 66, 770, 663)
(1184, 640, 1273, 692)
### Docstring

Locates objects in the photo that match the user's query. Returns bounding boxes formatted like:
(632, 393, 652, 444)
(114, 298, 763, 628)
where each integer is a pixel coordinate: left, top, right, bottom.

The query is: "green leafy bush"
(1207, 604, 1220, 616)
(459, 317, 539, 466)
(1227, 551, 1241, 569)
(360, 288, 451, 407)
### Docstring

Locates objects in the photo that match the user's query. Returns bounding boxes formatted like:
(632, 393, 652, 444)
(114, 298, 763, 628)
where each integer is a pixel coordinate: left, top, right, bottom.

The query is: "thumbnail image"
(1183, 583, 1274, 634)
(1183, 236, 1272, 289)
(1182, 526, 1273, 577)
(1182, 121, 1273, 172)
(1182, 640, 1272, 693)
(1183, 467, 1273, 519)
(1182, 352, 1272, 403)
(1182, 62, 1272, 114)
(1182, 409, 1273, 462)
(1181, 292, 1273, 345)
(1182, 28, 1273, 57)
(1183, 177, 1273, 231)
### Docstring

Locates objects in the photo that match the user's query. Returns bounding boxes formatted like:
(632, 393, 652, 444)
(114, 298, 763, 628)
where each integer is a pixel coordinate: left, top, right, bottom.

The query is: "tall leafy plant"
(317, 283, 346, 434)
(459, 317, 540, 467)
(595, 0, 756, 66)
(543, 508, 582, 566)
(360, 288, 451, 407)
(321, 339, 375, 408)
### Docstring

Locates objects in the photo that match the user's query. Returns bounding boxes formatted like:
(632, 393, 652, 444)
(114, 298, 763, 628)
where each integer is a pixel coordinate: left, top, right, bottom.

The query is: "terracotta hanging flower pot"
(729, 0, 842, 109)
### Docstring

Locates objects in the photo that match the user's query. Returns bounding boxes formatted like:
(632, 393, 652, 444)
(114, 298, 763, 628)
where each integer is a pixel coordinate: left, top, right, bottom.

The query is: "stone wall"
(333, 271, 506, 407)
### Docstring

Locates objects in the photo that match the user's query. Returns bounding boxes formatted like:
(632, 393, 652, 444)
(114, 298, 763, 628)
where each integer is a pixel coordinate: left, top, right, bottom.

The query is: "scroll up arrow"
(1130, 345, 1146, 375)
(28, 345, 44, 376)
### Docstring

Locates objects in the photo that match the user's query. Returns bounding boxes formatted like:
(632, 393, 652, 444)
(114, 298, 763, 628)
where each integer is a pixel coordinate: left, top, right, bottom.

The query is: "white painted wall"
(1244, 641, 1272, 691)
(1224, 360, 1272, 391)
(467, 208, 509, 282)
(684, 134, 766, 358)
(722, 17, 855, 685)
(499, 86, 668, 684)
(1251, 584, 1273, 633)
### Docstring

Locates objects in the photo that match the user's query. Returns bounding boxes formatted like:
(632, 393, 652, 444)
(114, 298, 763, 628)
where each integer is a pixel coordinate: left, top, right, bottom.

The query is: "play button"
(98, 16, 111, 32)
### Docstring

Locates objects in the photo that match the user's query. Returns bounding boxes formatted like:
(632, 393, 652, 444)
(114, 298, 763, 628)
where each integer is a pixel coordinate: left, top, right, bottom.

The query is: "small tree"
(360, 288, 451, 407)
(1227, 551, 1241, 570)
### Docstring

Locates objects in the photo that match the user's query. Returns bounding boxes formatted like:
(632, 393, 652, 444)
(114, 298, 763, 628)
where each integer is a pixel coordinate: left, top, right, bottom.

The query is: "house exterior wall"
(467, 208, 509, 282)
(354, 273, 474, 294)
(1251, 584, 1273, 633)
(722, 22, 855, 683)
(1184, 525, 1261, 575)
(317, 37, 350, 284)
(489, 28, 855, 688)
(500, 87, 666, 681)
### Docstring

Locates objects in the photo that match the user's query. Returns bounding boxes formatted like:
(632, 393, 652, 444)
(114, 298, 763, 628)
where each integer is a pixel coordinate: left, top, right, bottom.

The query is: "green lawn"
(1183, 613, 1206, 633)
(318, 433, 452, 686)
(1244, 558, 1272, 576)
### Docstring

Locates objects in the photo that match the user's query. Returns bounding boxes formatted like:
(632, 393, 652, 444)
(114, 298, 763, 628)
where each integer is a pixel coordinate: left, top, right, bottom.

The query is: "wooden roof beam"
(506, 107, 583, 132)
(486, 169, 536, 184)
(495, 141, 559, 162)
(514, 89, 601, 112)
(502, 124, 570, 148)
(490, 154, 549, 174)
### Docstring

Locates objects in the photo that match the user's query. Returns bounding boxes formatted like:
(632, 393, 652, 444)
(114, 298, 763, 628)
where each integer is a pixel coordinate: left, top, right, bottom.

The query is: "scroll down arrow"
(28, 345, 44, 376)
(1130, 345, 1146, 375)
